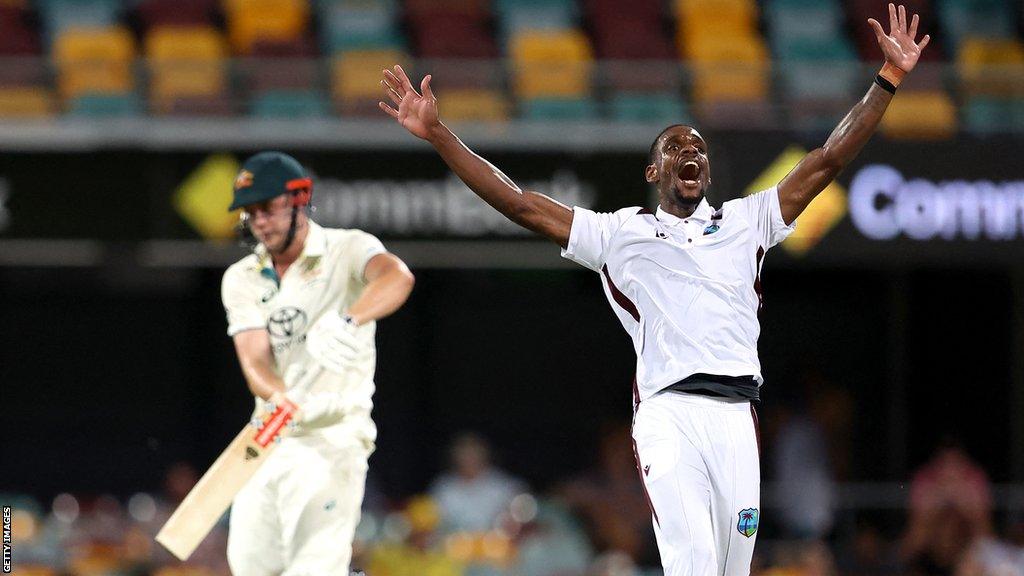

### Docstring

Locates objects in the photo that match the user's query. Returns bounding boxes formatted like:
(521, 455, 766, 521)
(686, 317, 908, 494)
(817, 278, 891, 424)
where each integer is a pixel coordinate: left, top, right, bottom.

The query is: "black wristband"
(874, 74, 897, 94)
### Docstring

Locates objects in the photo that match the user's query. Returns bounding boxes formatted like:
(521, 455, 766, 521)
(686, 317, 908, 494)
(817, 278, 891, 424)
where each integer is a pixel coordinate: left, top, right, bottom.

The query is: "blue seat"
(521, 97, 598, 121)
(68, 93, 141, 116)
(608, 93, 688, 124)
(251, 90, 329, 118)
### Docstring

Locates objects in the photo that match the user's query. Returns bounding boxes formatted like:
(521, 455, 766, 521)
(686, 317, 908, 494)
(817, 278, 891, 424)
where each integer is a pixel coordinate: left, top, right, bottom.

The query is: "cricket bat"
(156, 397, 299, 560)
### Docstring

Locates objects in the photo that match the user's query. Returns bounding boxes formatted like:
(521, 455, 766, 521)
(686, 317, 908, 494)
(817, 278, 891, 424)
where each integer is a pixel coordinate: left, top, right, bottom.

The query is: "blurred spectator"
(760, 540, 838, 576)
(956, 537, 1024, 576)
(836, 521, 901, 576)
(902, 441, 993, 576)
(514, 498, 593, 576)
(150, 461, 230, 573)
(430, 432, 525, 534)
(772, 398, 836, 539)
(559, 422, 659, 567)
(367, 496, 465, 576)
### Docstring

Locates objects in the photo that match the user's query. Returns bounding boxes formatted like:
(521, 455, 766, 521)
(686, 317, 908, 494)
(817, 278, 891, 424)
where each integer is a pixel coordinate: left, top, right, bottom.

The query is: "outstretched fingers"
(888, 3, 898, 34)
(393, 65, 417, 95)
(898, 4, 907, 33)
(909, 13, 919, 38)
(378, 101, 399, 119)
(867, 18, 885, 41)
(420, 74, 434, 100)
(917, 34, 931, 50)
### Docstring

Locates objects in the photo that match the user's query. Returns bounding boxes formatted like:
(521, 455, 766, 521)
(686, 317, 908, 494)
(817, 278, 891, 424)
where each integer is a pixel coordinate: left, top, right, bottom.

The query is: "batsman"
(220, 151, 414, 575)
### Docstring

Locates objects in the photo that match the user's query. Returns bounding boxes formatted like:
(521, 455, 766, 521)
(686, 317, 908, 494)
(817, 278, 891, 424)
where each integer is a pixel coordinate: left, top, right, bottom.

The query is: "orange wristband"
(878, 62, 906, 88)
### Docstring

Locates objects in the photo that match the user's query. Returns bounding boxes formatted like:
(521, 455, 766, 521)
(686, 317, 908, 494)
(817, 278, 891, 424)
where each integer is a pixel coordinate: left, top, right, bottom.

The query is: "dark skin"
(381, 3, 930, 241)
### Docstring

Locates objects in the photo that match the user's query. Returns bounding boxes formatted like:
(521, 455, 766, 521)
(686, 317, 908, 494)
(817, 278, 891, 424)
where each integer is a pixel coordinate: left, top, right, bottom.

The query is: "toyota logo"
(267, 307, 308, 339)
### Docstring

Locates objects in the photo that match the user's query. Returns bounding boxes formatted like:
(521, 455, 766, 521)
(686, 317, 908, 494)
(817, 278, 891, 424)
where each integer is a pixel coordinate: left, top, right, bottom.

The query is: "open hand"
(379, 64, 440, 140)
(868, 3, 931, 73)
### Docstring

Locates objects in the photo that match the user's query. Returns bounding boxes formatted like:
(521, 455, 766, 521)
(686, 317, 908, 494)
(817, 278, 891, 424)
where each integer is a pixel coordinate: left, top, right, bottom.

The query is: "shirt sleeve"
(348, 231, 388, 283)
(732, 186, 796, 249)
(221, 266, 266, 337)
(560, 206, 636, 272)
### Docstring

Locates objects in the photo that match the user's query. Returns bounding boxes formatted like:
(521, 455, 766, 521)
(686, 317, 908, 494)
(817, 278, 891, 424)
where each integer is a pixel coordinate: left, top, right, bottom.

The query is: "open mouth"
(678, 161, 700, 187)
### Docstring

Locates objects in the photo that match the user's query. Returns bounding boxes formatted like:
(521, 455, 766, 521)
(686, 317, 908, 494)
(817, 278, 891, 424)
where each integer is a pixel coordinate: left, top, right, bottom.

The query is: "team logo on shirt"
(267, 307, 308, 339)
(737, 508, 759, 537)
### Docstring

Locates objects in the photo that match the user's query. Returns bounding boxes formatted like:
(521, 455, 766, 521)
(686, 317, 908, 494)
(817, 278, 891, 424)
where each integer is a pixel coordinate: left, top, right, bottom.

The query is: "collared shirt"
(561, 187, 795, 404)
(221, 221, 387, 444)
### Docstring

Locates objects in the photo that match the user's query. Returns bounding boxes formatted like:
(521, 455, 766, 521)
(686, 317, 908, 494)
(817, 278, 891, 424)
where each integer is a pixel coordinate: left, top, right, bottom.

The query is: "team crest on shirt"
(737, 508, 759, 537)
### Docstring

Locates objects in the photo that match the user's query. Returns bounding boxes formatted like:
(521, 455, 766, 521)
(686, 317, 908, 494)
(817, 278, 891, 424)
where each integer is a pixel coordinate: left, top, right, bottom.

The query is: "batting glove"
(306, 310, 371, 374)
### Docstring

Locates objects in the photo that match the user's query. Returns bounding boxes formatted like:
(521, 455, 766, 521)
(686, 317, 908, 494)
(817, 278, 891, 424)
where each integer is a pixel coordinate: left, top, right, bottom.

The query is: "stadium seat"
(145, 26, 228, 112)
(778, 38, 860, 102)
(68, 92, 141, 116)
(0, 86, 55, 117)
(416, 59, 505, 90)
(412, 15, 498, 59)
(319, 1, 403, 53)
(134, 0, 216, 28)
(331, 48, 407, 114)
(510, 30, 593, 99)
(880, 91, 957, 139)
(603, 60, 681, 94)
(52, 26, 135, 101)
(694, 100, 778, 129)
(962, 97, 1012, 134)
(521, 97, 598, 120)
(439, 89, 510, 121)
(37, 0, 121, 45)
(0, 5, 41, 55)
(404, 0, 488, 19)
(956, 38, 1024, 97)
(937, 0, 1015, 52)
(688, 35, 769, 103)
(222, 0, 310, 55)
(251, 90, 329, 117)
(608, 93, 688, 124)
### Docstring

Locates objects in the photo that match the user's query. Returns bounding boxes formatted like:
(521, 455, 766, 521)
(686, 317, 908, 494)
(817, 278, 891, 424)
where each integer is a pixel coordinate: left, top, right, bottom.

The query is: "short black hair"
(648, 124, 692, 164)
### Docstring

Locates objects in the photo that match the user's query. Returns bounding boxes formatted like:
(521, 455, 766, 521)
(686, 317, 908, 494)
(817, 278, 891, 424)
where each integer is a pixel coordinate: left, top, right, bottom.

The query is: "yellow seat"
(674, 0, 758, 23)
(439, 89, 509, 121)
(957, 38, 1024, 97)
(0, 87, 55, 118)
(223, 0, 309, 54)
(146, 26, 228, 110)
(331, 49, 407, 109)
(53, 27, 135, 100)
(510, 30, 593, 99)
(688, 34, 768, 102)
(880, 90, 957, 139)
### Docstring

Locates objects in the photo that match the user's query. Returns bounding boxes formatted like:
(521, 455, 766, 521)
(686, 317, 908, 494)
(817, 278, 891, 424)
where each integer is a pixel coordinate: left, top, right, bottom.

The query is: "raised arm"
(379, 65, 573, 248)
(778, 3, 930, 224)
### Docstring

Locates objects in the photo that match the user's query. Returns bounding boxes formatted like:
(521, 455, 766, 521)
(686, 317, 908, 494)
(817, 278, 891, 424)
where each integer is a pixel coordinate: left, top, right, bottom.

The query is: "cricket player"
(380, 5, 928, 574)
(221, 151, 414, 575)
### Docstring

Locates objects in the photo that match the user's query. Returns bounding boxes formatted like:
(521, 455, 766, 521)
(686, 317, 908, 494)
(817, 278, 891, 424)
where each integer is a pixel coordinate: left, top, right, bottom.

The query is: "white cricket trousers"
(631, 392, 761, 576)
(227, 435, 372, 576)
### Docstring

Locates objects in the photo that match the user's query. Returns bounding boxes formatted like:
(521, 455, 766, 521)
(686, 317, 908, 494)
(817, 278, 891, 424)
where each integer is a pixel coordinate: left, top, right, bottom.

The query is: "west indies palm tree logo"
(737, 508, 759, 538)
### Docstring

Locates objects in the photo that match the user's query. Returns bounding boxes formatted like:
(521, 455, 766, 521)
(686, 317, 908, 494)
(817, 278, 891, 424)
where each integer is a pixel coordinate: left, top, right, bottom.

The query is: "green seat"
(609, 93, 688, 123)
(68, 93, 141, 116)
(777, 39, 859, 101)
(521, 97, 597, 121)
(766, 1, 844, 48)
(938, 0, 1014, 51)
(320, 2, 404, 53)
(963, 97, 1012, 134)
(251, 91, 329, 118)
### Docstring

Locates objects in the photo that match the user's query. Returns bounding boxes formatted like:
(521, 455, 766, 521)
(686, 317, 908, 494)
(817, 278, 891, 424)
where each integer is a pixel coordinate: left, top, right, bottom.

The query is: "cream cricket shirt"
(221, 221, 386, 446)
(561, 187, 796, 404)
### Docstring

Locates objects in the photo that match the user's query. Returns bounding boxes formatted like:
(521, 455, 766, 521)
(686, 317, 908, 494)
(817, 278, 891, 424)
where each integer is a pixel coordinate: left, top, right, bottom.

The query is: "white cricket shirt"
(561, 187, 795, 404)
(221, 221, 387, 446)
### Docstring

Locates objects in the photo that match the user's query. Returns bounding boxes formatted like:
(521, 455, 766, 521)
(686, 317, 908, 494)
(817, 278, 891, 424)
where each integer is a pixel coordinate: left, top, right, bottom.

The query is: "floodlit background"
(1, 0, 1023, 575)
